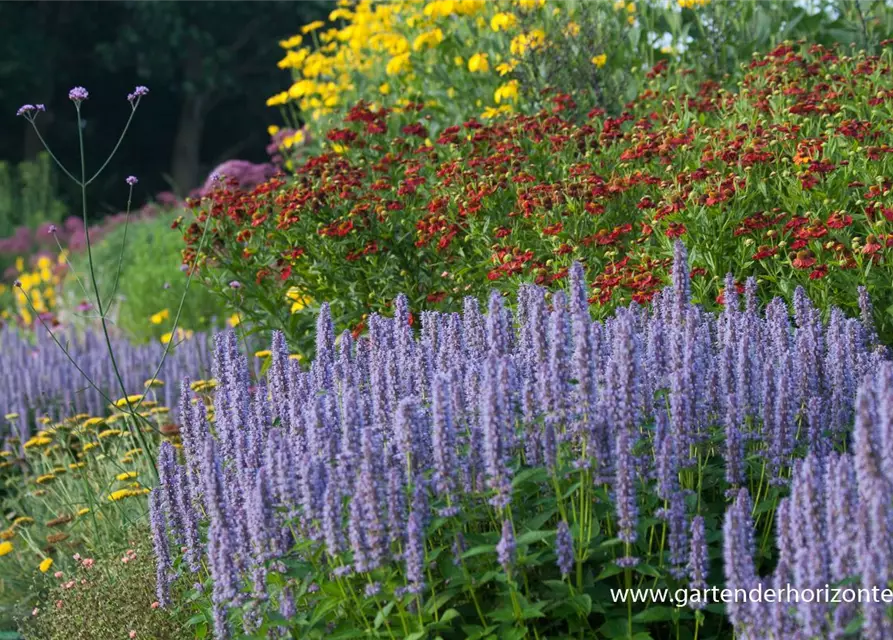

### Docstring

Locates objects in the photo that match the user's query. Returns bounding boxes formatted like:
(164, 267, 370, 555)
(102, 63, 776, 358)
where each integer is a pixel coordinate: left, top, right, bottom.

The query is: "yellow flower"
(144, 378, 164, 388)
(98, 429, 122, 439)
(591, 54, 607, 68)
(4, 413, 19, 421)
(278, 34, 303, 49)
(255, 350, 272, 359)
(423, 0, 455, 18)
(481, 105, 514, 119)
(116, 471, 138, 481)
(454, 55, 464, 67)
(494, 80, 520, 104)
(379, 82, 390, 95)
(35, 474, 56, 485)
(510, 29, 545, 56)
(626, 2, 636, 12)
(114, 395, 144, 409)
(108, 488, 149, 502)
(149, 309, 169, 325)
(13, 517, 33, 526)
(468, 53, 489, 73)
(82, 417, 106, 429)
(69, 462, 86, 470)
(491, 12, 517, 31)
(227, 313, 241, 328)
(565, 21, 581, 37)
(39, 557, 53, 573)
(23, 436, 52, 449)
(0, 529, 14, 541)
(301, 20, 326, 34)
(287, 288, 311, 314)
(412, 28, 444, 52)
(386, 53, 411, 76)
(0, 541, 13, 557)
(77, 508, 90, 517)
(82, 442, 99, 453)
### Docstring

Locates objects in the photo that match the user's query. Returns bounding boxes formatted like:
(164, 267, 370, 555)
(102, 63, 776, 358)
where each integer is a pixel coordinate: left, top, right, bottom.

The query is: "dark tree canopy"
(0, 0, 328, 212)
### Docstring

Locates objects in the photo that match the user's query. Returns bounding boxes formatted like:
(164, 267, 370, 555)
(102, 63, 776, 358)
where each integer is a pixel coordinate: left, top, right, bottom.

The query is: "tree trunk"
(170, 93, 206, 196)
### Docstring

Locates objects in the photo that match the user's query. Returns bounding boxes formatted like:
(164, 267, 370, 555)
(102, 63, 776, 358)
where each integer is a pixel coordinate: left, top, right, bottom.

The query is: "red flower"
(792, 250, 816, 269)
(665, 223, 686, 239)
(863, 235, 883, 255)
(753, 245, 778, 260)
(808, 265, 828, 280)
(426, 291, 447, 303)
(542, 222, 563, 236)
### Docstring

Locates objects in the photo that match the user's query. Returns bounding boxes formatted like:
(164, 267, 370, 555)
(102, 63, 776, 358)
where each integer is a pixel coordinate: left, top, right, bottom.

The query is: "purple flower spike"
(496, 518, 516, 573)
(68, 86, 89, 103)
(555, 520, 574, 578)
(126, 176, 139, 186)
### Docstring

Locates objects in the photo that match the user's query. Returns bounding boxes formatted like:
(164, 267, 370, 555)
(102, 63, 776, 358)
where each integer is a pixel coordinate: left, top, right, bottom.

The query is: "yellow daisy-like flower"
(278, 34, 303, 49)
(39, 557, 53, 573)
(386, 53, 411, 76)
(412, 28, 444, 52)
(468, 53, 489, 73)
(591, 54, 607, 68)
(149, 309, 170, 325)
(116, 471, 138, 481)
(227, 313, 241, 328)
(0, 541, 13, 556)
(379, 82, 391, 95)
(301, 20, 326, 34)
(491, 12, 517, 31)
(494, 80, 520, 104)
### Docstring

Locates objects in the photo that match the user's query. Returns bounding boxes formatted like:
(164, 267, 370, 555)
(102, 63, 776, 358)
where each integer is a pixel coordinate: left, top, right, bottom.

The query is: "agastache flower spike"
(496, 518, 516, 573)
(149, 489, 173, 608)
(555, 520, 574, 578)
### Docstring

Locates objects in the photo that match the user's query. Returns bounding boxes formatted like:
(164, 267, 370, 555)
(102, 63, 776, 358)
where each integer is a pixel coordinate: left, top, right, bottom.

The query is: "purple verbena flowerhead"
(13, 280, 22, 289)
(16, 104, 37, 118)
(126, 176, 139, 186)
(128, 85, 149, 104)
(47, 224, 57, 235)
(229, 281, 242, 289)
(68, 86, 89, 103)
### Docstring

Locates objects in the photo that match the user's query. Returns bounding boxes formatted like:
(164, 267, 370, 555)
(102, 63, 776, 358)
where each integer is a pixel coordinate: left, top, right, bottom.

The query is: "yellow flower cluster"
(4, 253, 66, 326)
(267, 0, 611, 138)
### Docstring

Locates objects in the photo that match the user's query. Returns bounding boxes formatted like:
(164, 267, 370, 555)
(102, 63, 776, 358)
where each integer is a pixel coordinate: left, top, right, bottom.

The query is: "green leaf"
(516, 530, 552, 546)
(374, 601, 396, 629)
(462, 544, 495, 559)
(632, 606, 679, 623)
(595, 563, 624, 581)
(570, 594, 592, 616)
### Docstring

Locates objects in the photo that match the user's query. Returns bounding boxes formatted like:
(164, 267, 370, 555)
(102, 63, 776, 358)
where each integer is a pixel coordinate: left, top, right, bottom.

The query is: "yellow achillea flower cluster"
(108, 488, 150, 502)
(116, 471, 139, 481)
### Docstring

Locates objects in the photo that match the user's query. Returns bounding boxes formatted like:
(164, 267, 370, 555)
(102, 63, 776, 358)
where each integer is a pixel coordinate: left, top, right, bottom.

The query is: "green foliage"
(0, 153, 65, 236)
(18, 530, 189, 640)
(64, 211, 229, 343)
